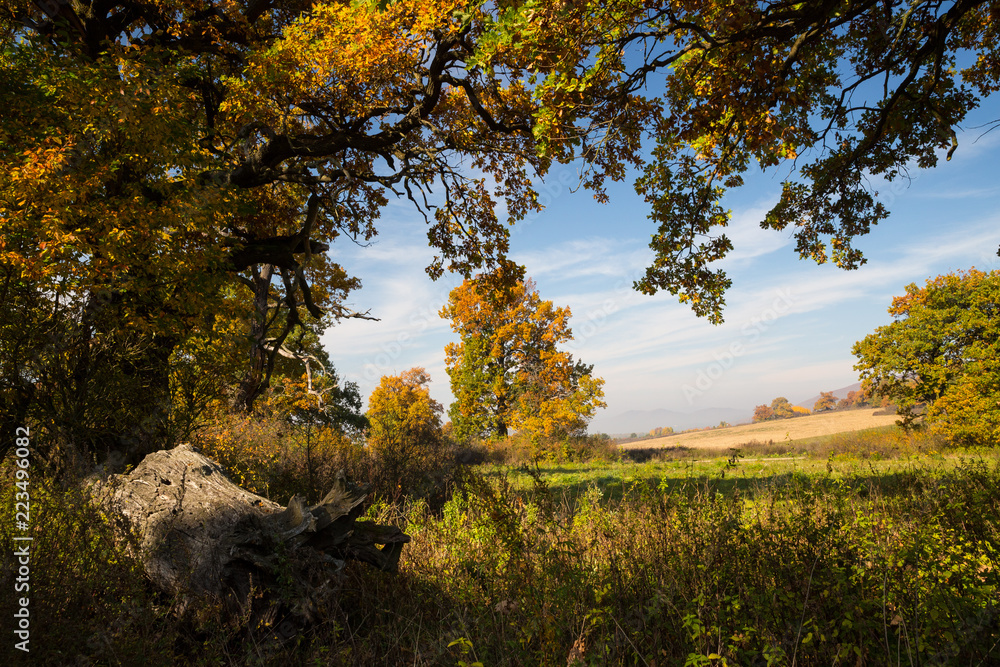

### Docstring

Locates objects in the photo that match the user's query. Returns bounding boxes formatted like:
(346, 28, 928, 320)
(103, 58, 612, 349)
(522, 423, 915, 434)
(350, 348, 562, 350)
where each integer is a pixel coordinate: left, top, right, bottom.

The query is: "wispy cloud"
(913, 186, 1000, 200)
(515, 237, 652, 281)
(715, 201, 791, 265)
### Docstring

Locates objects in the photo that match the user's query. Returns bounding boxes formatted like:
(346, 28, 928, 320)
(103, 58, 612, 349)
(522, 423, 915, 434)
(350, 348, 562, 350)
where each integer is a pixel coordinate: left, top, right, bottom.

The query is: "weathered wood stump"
(91, 444, 409, 632)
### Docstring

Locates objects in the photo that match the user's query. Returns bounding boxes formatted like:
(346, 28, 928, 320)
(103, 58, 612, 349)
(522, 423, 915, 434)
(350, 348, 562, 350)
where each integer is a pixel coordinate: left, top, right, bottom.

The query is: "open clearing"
(619, 408, 900, 450)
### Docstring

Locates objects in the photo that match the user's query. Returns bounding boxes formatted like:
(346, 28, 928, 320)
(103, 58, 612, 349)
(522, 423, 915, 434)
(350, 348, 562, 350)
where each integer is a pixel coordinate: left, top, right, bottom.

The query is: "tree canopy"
(853, 269, 1000, 444)
(365, 367, 447, 496)
(481, 0, 1000, 321)
(814, 391, 838, 412)
(771, 396, 794, 419)
(0, 0, 546, 460)
(3, 0, 996, 323)
(752, 404, 775, 423)
(3, 0, 999, 461)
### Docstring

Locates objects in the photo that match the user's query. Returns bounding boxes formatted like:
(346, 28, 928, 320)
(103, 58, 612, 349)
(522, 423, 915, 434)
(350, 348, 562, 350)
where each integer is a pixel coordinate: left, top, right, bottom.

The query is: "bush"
(194, 407, 461, 509)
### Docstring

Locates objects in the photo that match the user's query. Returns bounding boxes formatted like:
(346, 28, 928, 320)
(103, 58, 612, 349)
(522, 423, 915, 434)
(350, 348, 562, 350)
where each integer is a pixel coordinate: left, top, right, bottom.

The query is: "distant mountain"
(796, 381, 863, 411)
(593, 406, 753, 437)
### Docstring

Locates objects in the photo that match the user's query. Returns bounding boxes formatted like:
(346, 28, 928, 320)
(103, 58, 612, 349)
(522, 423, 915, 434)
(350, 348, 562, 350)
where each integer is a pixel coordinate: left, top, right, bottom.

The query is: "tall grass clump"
(0, 470, 176, 665)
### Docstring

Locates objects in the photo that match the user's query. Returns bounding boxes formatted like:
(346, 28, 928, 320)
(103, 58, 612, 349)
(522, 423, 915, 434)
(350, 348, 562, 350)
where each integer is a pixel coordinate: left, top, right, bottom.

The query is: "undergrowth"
(2, 440, 998, 665)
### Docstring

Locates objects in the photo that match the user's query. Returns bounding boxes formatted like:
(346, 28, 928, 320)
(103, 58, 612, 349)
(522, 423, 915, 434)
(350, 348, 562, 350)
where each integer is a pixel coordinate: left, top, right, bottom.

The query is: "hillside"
(619, 408, 899, 451)
(796, 382, 864, 412)
(596, 382, 866, 436)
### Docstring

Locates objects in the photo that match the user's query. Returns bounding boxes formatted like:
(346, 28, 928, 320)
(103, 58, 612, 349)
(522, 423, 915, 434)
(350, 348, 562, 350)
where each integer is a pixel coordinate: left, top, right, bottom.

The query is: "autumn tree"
(6, 0, 1000, 465)
(752, 405, 775, 423)
(441, 270, 605, 442)
(479, 0, 1000, 322)
(366, 368, 447, 496)
(814, 392, 838, 412)
(770, 397, 794, 420)
(837, 389, 868, 410)
(263, 352, 366, 435)
(853, 269, 1000, 444)
(0, 0, 551, 463)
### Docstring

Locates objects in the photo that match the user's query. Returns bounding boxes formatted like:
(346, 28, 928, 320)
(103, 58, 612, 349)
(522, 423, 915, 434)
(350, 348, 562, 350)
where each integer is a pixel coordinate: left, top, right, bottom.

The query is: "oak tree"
(479, 0, 1000, 321)
(0, 0, 546, 461)
(853, 269, 1000, 444)
(6, 0, 1000, 464)
(441, 270, 605, 442)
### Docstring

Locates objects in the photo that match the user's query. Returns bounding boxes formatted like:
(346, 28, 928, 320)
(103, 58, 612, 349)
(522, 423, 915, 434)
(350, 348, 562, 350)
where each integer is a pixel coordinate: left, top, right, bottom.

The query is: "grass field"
(622, 407, 900, 450)
(5, 422, 999, 666)
(496, 444, 994, 503)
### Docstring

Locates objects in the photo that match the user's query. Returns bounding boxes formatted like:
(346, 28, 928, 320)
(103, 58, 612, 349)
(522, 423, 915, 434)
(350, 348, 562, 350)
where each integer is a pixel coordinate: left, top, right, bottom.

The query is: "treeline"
(752, 396, 812, 423)
(812, 388, 885, 412)
(753, 388, 887, 423)
(618, 422, 735, 444)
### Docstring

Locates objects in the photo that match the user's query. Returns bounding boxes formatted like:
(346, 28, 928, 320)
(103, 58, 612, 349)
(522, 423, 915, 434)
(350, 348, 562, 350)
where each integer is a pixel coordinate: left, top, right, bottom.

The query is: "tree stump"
(91, 443, 409, 632)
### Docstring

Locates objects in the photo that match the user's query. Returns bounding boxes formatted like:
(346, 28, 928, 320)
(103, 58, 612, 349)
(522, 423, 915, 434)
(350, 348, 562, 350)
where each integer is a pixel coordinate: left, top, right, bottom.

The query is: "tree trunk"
(233, 264, 275, 413)
(90, 444, 409, 635)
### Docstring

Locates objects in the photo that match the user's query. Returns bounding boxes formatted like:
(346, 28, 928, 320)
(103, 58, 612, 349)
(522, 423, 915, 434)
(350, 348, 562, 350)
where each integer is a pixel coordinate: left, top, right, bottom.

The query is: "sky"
(321, 102, 1000, 434)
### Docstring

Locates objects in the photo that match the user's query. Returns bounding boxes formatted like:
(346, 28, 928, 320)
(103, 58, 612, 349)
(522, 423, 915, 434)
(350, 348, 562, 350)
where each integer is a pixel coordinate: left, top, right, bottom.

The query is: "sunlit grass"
(481, 426, 992, 506)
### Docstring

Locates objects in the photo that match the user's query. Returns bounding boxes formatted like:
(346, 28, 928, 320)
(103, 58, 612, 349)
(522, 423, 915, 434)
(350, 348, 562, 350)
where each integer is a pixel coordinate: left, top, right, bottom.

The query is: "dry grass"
(620, 408, 900, 451)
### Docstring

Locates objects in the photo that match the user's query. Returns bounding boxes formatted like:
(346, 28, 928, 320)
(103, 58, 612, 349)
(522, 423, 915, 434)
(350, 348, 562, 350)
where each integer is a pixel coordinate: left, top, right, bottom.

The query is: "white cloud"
(913, 186, 1000, 200)
(715, 201, 792, 265)
(515, 236, 652, 281)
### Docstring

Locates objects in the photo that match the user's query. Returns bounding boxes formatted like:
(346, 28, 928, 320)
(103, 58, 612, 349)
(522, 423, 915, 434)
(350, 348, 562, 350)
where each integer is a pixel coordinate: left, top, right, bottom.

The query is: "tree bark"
(90, 444, 409, 634)
(233, 264, 275, 414)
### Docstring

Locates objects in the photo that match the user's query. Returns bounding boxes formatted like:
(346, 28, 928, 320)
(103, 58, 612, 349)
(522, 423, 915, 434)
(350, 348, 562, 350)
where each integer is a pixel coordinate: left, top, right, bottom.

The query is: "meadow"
(3, 425, 999, 666)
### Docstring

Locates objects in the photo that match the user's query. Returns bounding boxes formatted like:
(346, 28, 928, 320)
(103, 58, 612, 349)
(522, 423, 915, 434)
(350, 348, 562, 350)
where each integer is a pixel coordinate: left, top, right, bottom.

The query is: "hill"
(796, 382, 863, 412)
(618, 407, 898, 451)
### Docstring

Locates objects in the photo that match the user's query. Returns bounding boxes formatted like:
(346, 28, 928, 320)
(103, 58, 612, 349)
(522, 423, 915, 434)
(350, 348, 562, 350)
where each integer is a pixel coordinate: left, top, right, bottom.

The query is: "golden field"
(619, 408, 900, 450)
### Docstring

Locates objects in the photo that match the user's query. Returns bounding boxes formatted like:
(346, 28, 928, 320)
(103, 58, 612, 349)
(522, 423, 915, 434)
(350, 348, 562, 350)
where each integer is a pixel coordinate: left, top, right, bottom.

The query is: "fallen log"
(90, 443, 408, 633)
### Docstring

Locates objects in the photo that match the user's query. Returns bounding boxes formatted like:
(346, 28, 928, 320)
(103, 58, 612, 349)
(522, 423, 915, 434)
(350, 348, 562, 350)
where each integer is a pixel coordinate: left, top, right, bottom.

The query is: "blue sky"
(321, 102, 1000, 433)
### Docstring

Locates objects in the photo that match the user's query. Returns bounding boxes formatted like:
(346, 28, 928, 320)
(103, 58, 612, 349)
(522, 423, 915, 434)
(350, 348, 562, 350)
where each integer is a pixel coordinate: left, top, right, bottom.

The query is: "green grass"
(486, 426, 980, 507)
(391, 451, 1000, 667)
(4, 428, 999, 665)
